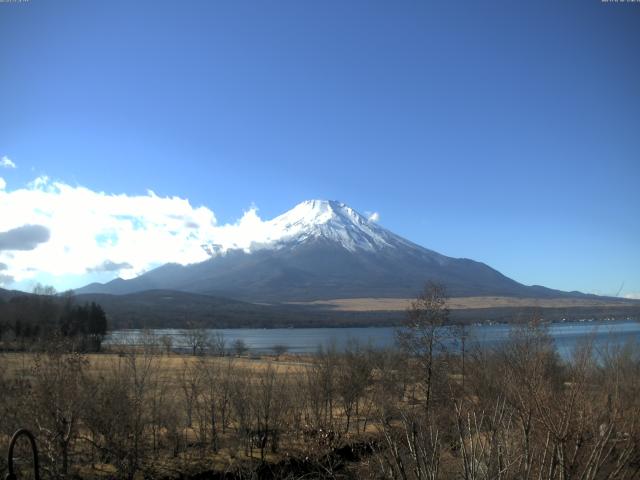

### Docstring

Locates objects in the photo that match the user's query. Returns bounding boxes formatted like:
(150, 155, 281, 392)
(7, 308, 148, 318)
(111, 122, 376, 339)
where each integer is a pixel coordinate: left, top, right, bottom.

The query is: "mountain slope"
(77, 200, 590, 302)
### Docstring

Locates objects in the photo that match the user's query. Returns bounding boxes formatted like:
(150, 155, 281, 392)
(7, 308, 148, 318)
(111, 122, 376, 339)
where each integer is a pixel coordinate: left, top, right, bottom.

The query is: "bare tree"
(140, 329, 160, 354)
(198, 357, 222, 451)
(160, 334, 173, 355)
(147, 361, 174, 456)
(30, 350, 88, 477)
(179, 358, 203, 429)
(336, 340, 372, 434)
(271, 344, 289, 359)
(397, 282, 451, 416)
(249, 364, 291, 460)
(184, 327, 208, 356)
(377, 408, 442, 480)
(313, 343, 339, 429)
(229, 367, 253, 456)
(82, 350, 158, 480)
(210, 331, 226, 356)
(232, 338, 249, 356)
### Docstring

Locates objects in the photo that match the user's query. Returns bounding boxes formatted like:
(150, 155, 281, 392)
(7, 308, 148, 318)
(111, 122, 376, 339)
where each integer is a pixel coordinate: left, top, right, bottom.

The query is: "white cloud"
(0, 177, 5, 190)
(1, 156, 16, 169)
(0, 176, 240, 287)
(368, 211, 380, 222)
(624, 292, 640, 300)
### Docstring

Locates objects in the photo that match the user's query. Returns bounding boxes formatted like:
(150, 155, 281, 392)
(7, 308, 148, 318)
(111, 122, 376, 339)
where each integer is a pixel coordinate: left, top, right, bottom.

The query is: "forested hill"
(0, 288, 107, 350)
(74, 290, 401, 329)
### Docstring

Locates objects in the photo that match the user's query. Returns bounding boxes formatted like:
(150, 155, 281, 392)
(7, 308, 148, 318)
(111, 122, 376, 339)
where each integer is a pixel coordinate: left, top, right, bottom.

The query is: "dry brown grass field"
(1, 347, 383, 479)
(288, 296, 639, 311)
(1, 350, 310, 377)
(1, 318, 639, 480)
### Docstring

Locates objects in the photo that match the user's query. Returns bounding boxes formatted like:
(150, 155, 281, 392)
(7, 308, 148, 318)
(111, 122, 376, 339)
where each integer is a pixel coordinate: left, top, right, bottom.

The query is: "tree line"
(0, 285, 107, 351)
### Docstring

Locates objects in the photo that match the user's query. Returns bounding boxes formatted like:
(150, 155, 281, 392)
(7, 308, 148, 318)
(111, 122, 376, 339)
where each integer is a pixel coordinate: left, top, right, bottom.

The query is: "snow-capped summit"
(199, 199, 420, 255)
(265, 199, 401, 252)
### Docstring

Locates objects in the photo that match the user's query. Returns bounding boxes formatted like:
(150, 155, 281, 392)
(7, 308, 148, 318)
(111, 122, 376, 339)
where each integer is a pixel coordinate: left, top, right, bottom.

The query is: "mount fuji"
(77, 200, 584, 302)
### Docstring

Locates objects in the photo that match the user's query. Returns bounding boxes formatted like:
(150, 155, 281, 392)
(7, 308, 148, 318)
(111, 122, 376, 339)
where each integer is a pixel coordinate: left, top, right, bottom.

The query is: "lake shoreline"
(106, 319, 640, 359)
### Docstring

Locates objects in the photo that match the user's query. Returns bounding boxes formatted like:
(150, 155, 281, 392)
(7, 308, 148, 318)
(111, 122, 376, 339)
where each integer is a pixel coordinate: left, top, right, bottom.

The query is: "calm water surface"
(107, 320, 640, 359)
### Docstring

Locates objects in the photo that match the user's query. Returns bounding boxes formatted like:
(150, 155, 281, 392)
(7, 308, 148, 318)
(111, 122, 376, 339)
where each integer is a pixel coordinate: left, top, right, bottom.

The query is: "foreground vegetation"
(1, 285, 639, 479)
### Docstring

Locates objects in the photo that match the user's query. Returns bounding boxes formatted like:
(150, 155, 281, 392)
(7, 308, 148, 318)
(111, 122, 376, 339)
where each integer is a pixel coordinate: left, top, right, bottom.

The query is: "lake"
(106, 319, 640, 359)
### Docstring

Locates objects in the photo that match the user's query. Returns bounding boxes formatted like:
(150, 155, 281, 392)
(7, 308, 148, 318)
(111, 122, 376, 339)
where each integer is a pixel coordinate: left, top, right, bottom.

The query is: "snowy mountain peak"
(267, 199, 399, 253)
(274, 199, 365, 228)
(200, 200, 412, 256)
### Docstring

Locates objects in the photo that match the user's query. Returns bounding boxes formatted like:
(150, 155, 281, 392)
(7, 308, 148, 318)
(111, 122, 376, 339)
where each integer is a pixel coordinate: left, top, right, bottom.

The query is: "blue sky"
(0, 0, 639, 297)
